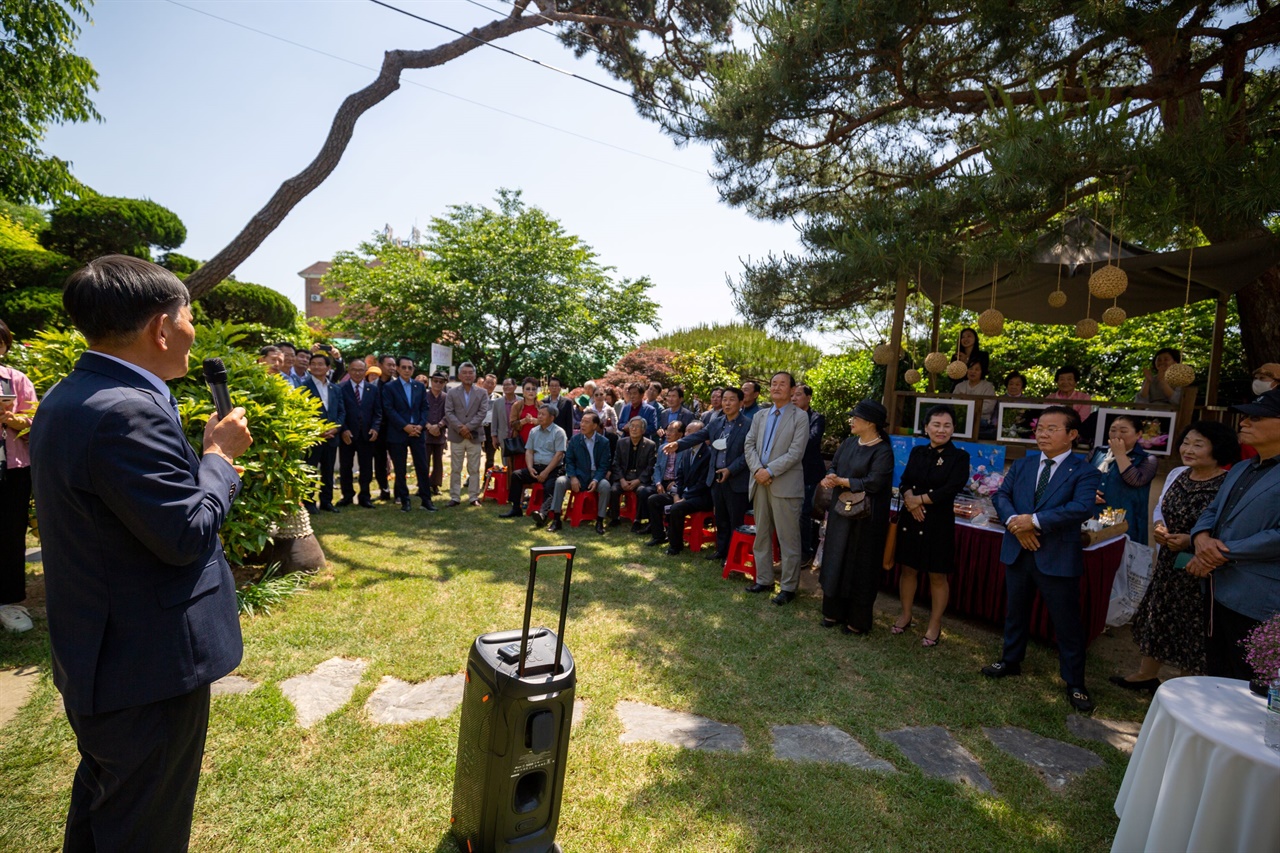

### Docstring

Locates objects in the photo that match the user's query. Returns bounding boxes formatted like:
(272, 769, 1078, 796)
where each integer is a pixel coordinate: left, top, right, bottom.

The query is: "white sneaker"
(0, 604, 33, 633)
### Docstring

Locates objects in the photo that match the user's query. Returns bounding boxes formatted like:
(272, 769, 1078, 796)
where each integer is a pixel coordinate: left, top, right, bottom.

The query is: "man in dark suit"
(30, 255, 253, 851)
(667, 386, 752, 562)
(338, 358, 382, 508)
(300, 351, 346, 513)
(546, 410, 612, 533)
(619, 381, 659, 439)
(544, 375, 576, 435)
(382, 355, 437, 512)
(985, 405, 1103, 712)
(609, 416, 658, 531)
(372, 354, 398, 500)
(656, 386, 695, 440)
(647, 421, 712, 554)
(793, 384, 826, 565)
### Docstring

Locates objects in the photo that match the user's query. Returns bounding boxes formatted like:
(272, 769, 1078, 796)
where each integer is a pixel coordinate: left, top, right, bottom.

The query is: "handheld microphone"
(203, 358, 234, 420)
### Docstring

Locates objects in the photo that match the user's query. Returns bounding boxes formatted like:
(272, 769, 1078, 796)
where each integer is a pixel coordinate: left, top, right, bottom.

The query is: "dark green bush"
(0, 286, 69, 339)
(41, 196, 186, 261)
(197, 281, 297, 330)
(158, 251, 201, 275)
(0, 247, 78, 294)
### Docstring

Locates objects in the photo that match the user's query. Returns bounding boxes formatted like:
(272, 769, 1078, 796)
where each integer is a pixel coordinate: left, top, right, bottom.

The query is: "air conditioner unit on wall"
(310, 294, 323, 302)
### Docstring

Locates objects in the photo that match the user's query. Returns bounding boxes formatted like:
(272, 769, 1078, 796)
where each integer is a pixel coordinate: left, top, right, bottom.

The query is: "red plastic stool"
(723, 526, 757, 580)
(682, 510, 717, 552)
(482, 467, 509, 504)
(525, 482, 545, 516)
(563, 490, 599, 527)
(616, 490, 640, 522)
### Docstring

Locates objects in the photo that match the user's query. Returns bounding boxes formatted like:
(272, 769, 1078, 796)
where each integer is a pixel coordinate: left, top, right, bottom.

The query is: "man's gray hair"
(539, 404, 558, 418)
(628, 416, 646, 428)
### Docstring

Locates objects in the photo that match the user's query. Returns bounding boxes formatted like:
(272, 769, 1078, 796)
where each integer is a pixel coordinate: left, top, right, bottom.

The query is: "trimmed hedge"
(197, 281, 298, 330)
(0, 247, 78, 294)
(41, 196, 186, 261)
(0, 287, 69, 339)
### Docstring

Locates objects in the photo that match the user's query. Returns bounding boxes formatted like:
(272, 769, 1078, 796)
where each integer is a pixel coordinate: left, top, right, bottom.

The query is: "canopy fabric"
(922, 218, 1280, 324)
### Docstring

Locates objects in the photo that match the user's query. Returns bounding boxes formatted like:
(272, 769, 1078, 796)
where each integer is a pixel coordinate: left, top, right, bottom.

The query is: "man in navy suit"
(300, 351, 346, 513)
(30, 255, 253, 851)
(382, 355, 436, 512)
(337, 357, 382, 508)
(985, 405, 1103, 712)
(667, 386, 752, 562)
(649, 420, 712, 555)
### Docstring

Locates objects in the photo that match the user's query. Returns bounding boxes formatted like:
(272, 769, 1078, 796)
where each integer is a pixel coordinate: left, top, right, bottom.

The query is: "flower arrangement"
(966, 466, 1004, 497)
(1242, 613, 1280, 685)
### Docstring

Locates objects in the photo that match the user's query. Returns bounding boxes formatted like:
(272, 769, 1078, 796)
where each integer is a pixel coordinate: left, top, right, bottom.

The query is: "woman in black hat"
(893, 405, 970, 646)
(818, 399, 894, 633)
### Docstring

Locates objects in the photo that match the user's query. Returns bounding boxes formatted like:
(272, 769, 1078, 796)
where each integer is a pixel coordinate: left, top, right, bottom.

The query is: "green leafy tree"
(158, 252, 201, 276)
(41, 195, 186, 261)
(668, 0, 1280, 365)
(0, 0, 100, 203)
(645, 322, 824, 382)
(0, 285, 68, 338)
(330, 190, 659, 381)
(14, 321, 326, 564)
(669, 345, 740, 402)
(805, 352, 875, 447)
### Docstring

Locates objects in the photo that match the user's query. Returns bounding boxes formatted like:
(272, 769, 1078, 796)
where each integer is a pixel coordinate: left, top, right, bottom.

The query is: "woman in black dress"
(1110, 421, 1239, 690)
(818, 399, 894, 634)
(894, 405, 971, 646)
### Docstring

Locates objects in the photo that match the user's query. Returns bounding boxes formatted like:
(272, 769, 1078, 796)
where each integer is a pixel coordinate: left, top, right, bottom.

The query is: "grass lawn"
(0, 493, 1155, 851)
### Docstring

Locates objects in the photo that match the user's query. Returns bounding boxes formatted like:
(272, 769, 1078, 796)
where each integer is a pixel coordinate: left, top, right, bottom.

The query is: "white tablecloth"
(1112, 677, 1280, 852)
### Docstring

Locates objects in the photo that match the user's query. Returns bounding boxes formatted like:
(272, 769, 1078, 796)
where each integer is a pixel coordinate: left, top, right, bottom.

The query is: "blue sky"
(41, 0, 807, 344)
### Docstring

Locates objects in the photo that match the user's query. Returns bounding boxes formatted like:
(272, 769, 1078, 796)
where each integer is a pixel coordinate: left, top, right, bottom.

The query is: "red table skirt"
(881, 517, 1125, 646)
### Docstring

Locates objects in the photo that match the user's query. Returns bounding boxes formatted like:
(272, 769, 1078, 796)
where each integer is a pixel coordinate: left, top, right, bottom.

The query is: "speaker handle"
(520, 545, 576, 678)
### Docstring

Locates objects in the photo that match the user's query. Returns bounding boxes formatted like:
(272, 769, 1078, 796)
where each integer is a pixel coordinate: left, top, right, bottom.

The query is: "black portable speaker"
(450, 545, 576, 853)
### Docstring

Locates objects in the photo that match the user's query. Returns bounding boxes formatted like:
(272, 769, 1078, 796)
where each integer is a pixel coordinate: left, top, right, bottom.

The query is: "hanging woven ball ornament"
(978, 308, 1005, 336)
(924, 352, 949, 374)
(1165, 362, 1195, 388)
(946, 360, 969, 380)
(903, 368, 921, 385)
(1088, 264, 1128, 299)
(1048, 290, 1067, 308)
(1102, 305, 1127, 327)
(1075, 318, 1099, 339)
(872, 344, 895, 366)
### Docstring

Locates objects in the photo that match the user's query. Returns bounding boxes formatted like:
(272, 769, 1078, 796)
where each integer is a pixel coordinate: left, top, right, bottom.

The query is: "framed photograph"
(996, 401, 1056, 444)
(1095, 408, 1178, 457)
(914, 397, 975, 439)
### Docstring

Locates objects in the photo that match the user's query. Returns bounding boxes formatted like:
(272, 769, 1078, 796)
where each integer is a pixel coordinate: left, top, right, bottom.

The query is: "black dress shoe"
(379, 491, 393, 502)
(772, 590, 796, 606)
(595, 519, 605, 535)
(336, 497, 353, 507)
(1107, 674, 1161, 693)
(744, 583, 772, 594)
(447, 500, 461, 507)
(630, 521, 645, 534)
(704, 551, 725, 561)
(358, 499, 375, 509)
(546, 518, 563, 532)
(321, 504, 340, 513)
(400, 500, 412, 512)
(645, 537, 667, 547)
(981, 661, 1022, 678)
(530, 511, 545, 527)
(499, 508, 521, 518)
(422, 500, 437, 512)
(665, 545, 683, 556)
(1066, 686, 1095, 713)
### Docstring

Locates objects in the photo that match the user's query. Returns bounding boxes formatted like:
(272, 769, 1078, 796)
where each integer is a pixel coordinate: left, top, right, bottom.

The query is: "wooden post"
(1206, 293, 1229, 406)
(884, 273, 909, 430)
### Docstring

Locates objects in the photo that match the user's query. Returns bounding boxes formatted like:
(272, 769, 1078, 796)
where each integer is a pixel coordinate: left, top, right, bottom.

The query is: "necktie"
(356, 383, 362, 403)
(762, 408, 781, 460)
(1034, 458, 1055, 505)
(168, 395, 181, 425)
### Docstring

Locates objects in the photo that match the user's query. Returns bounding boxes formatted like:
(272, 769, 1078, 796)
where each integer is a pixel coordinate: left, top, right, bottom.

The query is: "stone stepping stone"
(983, 726, 1104, 791)
(771, 724, 895, 772)
(25, 547, 40, 564)
(880, 726, 994, 793)
(571, 699, 588, 728)
(279, 657, 367, 728)
(0, 666, 39, 730)
(365, 674, 464, 724)
(616, 700, 745, 753)
(1065, 714, 1142, 754)
(211, 674, 259, 697)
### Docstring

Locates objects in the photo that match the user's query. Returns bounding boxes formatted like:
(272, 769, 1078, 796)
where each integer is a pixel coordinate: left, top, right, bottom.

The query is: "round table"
(1112, 677, 1280, 852)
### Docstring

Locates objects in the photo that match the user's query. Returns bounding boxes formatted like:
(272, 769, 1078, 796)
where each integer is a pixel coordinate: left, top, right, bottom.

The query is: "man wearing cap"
(1186, 387, 1280, 680)
(984, 405, 1103, 713)
(422, 372, 449, 499)
(743, 372, 812, 605)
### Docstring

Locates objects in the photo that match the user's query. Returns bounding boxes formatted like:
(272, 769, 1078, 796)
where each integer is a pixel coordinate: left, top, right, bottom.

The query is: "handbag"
(882, 519, 898, 570)
(815, 483, 870, 519)
(502, 436, 526, 456)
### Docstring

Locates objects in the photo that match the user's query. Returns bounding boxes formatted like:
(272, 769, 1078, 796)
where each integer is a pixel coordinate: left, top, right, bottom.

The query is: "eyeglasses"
(1034, 426, 1067, 435)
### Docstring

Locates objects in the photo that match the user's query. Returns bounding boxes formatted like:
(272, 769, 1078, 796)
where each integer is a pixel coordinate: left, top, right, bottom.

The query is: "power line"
(366, 0, 704, 125)
(161, 0, 704, 175)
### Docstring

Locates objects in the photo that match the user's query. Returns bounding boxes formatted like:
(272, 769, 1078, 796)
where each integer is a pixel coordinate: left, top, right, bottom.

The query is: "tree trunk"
(1234, 269, 1280, 365)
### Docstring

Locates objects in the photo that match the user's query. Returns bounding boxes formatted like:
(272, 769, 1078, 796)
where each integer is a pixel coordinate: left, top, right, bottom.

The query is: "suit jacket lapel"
(1219, 462, 1280, 527)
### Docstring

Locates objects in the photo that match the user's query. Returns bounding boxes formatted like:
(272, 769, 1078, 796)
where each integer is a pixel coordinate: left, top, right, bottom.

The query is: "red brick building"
(299, 261, 340, 322)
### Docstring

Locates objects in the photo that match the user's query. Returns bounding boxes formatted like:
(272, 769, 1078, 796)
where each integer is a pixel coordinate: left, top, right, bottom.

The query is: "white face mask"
(711, 437, 728, 451)
(1253, 379, 1274, 396)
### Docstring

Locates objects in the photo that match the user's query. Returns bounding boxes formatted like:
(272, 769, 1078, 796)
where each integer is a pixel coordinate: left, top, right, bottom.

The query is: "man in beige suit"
(743, 372, 811, 605)
(444, 362, 491, 506)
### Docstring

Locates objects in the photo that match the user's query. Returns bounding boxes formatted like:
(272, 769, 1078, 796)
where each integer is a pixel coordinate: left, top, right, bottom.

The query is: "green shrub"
(0, 247, 78, 294)
(41, 195, 186, 261)
(0, 214, 42, 251)
(17, 321, 327, 565)
(158, 251, 201, 276)
(0, 286, 69, 338)
(806, 351, 875, 445)
(646, 322, 824, 382)
(197, 280, 297, 330)
(669, 345, 740, 402)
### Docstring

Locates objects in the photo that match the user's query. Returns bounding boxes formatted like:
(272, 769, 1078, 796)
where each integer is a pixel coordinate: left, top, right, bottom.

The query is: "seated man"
(647, 420, 712, 555)
(639, 420, 684, 527)
(500, 405, 566, 525)
(546, 411, 612, 534)
(609, 416, 657, 532)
